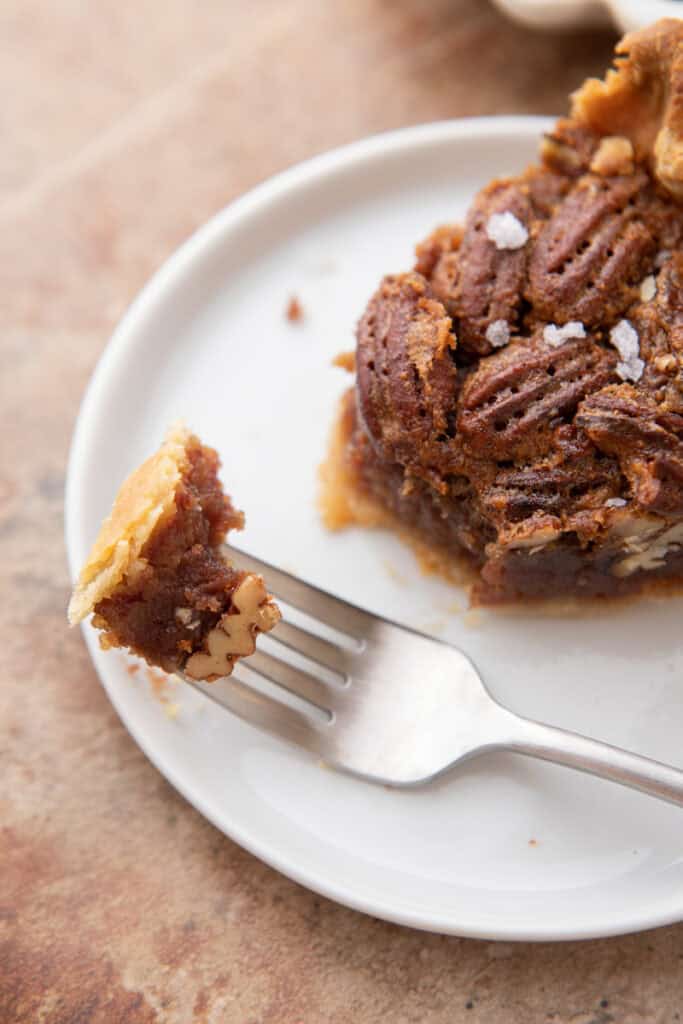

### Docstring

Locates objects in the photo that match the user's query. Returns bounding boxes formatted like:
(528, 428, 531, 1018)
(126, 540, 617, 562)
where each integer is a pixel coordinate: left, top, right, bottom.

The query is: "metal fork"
(182, 546, 683, 806)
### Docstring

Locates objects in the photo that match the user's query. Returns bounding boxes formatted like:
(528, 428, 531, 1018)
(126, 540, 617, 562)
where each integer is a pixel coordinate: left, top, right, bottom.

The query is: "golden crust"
(571, 18, 683, 197)
(68, 422, 191, 625)
(589, 135, 635, 177)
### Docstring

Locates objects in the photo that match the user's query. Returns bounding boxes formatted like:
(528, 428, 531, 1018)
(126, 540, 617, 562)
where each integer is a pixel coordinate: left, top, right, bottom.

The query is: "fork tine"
(184, 672, 329, 758)
(246, 649, 333, 712)
(272, 619, 353, 677)
(223, 544, 373, 640)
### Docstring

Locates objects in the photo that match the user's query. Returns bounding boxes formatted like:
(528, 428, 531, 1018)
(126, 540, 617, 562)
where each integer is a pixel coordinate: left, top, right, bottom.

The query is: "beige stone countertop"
(3, 1, 682, 1020)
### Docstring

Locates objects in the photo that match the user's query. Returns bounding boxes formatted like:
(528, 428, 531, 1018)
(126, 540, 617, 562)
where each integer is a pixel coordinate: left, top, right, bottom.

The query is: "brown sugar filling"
(319, 389, 480, 588)
(322, 391, 683, 605)
(93, 439, 245, 673)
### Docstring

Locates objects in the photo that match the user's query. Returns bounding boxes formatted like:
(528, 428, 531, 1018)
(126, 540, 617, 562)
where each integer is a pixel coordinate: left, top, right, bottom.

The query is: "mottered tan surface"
(2, 1, 682, 1020)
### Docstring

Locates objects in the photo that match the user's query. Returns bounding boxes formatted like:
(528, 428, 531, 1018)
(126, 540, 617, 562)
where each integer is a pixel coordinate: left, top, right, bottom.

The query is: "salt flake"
(485, 211, 528, 251)
(609, 320, 643, 382)
(485, 319, 510, 348)
(542, 321, 586, 348)
(616, 358, 645, 382)
(639, 275, 656, 302)
(605, 497, 627, 508)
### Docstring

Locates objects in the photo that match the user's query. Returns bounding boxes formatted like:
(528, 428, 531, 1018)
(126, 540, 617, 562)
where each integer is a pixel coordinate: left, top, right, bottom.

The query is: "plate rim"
(65, 115, 682, 942)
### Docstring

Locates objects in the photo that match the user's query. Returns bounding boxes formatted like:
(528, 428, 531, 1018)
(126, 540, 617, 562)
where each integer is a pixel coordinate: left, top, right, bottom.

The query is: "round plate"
(66, 118, 683, 941)
(490, 0, 681, 33)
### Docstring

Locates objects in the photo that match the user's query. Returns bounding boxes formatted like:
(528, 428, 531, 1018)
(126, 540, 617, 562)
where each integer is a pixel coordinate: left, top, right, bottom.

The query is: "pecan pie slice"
(68, 424, 280, 679)
(321, 19, 683, 602)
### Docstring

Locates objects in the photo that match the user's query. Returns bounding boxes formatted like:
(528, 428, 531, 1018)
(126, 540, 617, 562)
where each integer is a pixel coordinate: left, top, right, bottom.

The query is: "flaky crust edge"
(571, 18, 683, 198)
(68, 422, 191, 625)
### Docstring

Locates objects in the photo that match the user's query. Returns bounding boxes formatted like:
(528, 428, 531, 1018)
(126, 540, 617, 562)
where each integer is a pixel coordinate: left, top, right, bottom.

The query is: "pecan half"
(457, 331, 617, 460)
(527, 172, 657, 326)
(445, 180, 532, 356)
(355, 272, 460, 488)
(476, 424, 621, 525)
(577, 384, 683, 515)
(524, 166, 572, 219)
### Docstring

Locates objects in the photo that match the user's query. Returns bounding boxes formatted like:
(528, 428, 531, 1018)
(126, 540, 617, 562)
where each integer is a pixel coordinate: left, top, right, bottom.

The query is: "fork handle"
(503, 714, 683, 807)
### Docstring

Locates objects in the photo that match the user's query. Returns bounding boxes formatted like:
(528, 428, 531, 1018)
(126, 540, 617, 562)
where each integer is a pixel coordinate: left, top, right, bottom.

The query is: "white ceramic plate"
(66, 118, 683, 941)
(490, 0, 681, 33)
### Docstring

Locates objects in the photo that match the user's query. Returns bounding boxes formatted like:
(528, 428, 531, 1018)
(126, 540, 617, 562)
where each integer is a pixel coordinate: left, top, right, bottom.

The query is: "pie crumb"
(286, 295, 304, 322)
(333, 350, 356, 372)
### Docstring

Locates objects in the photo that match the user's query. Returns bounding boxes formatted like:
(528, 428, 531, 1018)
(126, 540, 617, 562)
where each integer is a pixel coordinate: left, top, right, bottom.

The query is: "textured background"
(2, 1, 682, 1021)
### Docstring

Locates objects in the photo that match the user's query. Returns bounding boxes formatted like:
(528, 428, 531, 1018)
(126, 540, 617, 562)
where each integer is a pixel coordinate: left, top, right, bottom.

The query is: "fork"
(182, 546, 683, 806)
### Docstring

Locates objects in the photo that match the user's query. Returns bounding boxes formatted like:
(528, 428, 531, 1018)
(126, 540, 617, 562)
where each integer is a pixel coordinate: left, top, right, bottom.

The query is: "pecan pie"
(321, 20, 683, 602)
(68, 424, 280, 679)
